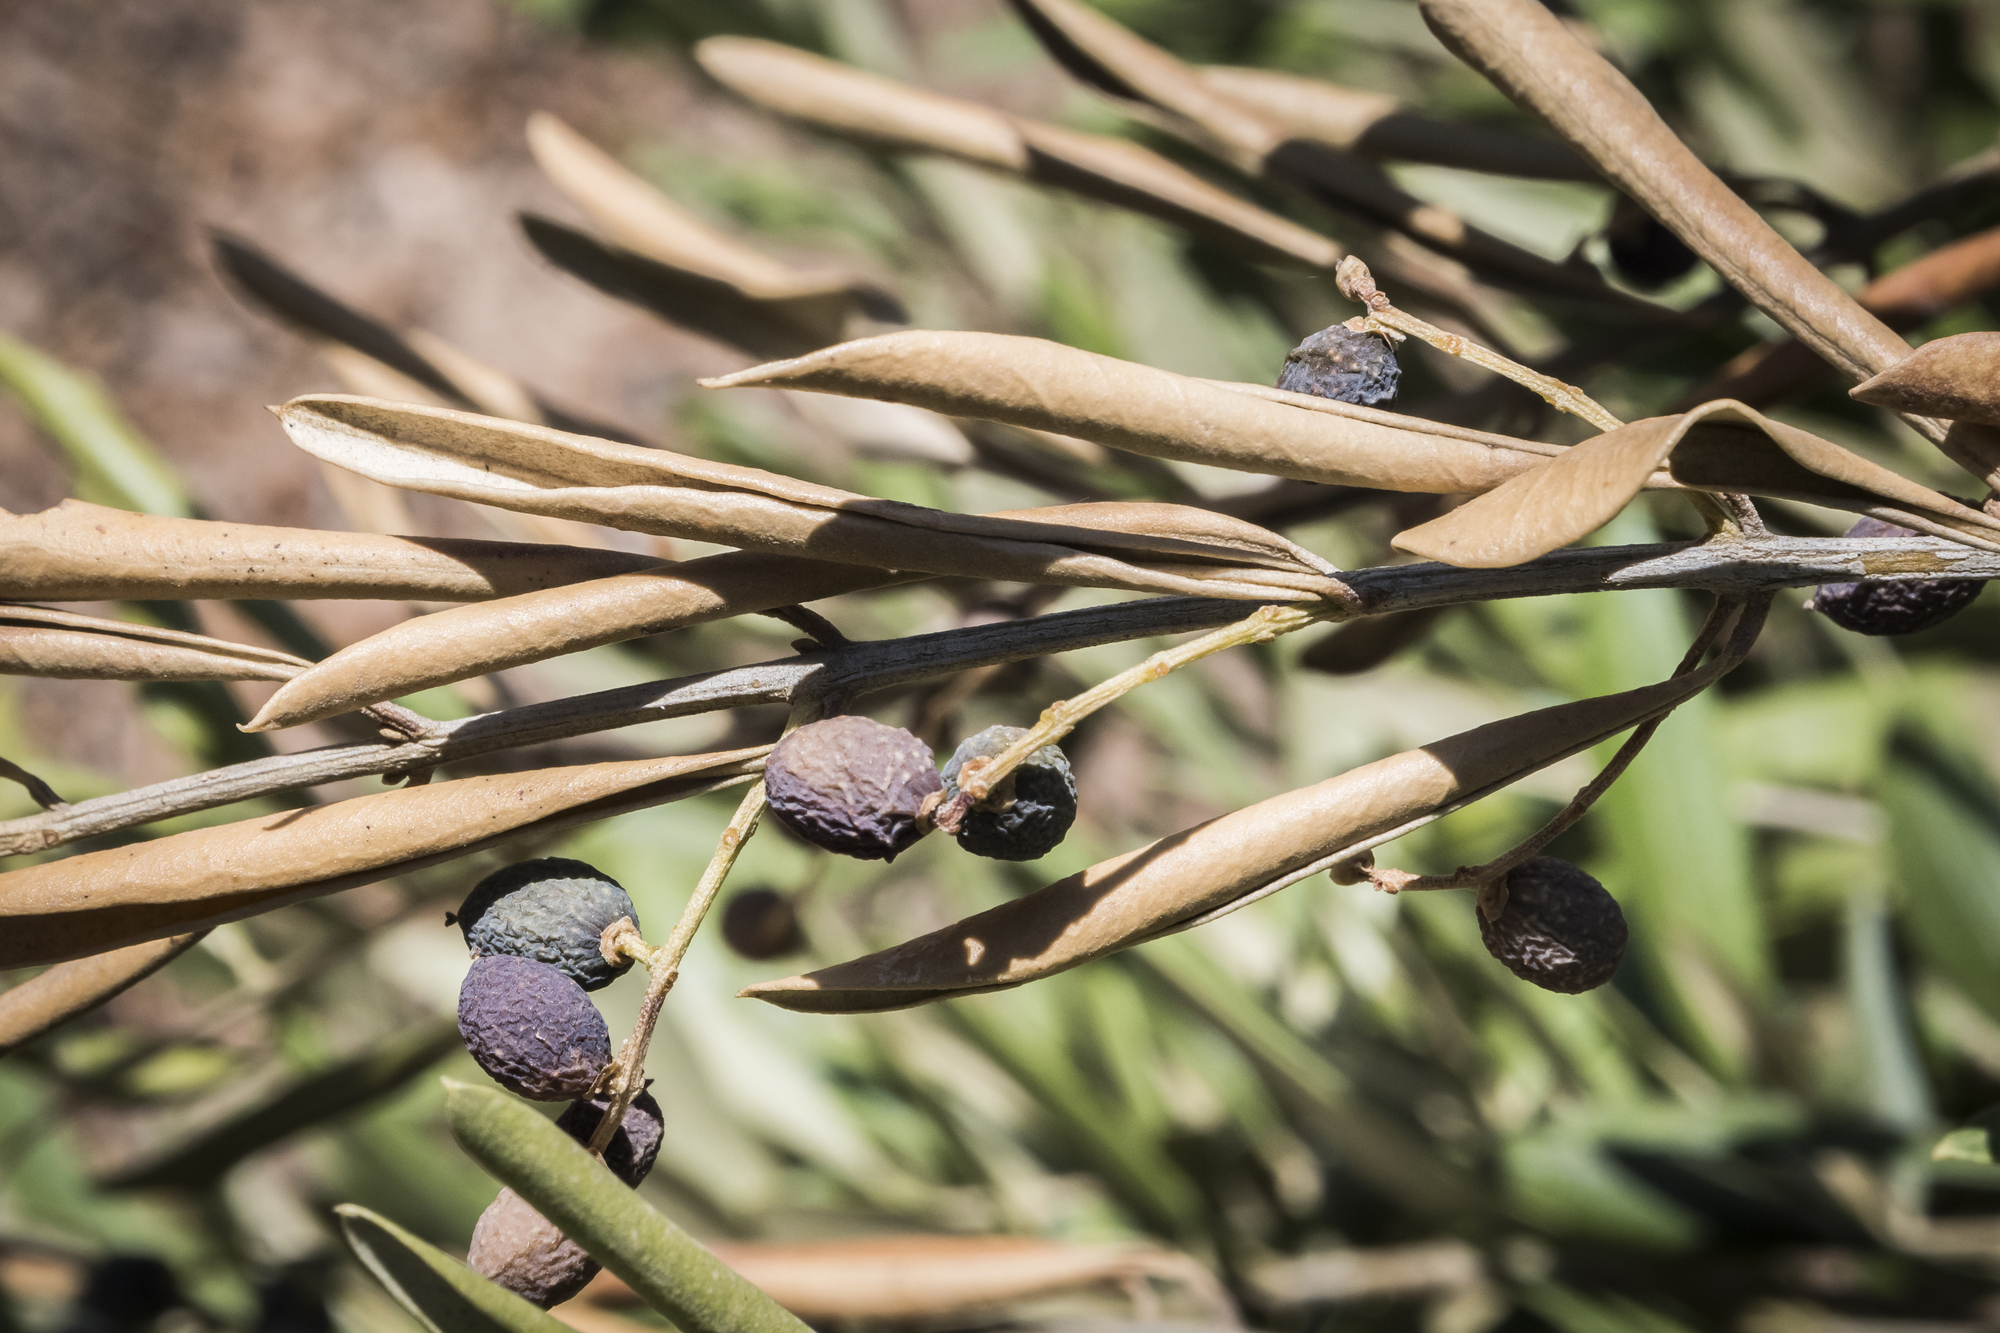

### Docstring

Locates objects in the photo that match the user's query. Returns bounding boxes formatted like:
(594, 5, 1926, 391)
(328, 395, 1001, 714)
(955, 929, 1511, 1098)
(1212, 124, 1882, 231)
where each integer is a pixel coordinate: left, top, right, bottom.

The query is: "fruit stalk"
(954, 602, 1329, 806)
(589, 778, 769, 1155)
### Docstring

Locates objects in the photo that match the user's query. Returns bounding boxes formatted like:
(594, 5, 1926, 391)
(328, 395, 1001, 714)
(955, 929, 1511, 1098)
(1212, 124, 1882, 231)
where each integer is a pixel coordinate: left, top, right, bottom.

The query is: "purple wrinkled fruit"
(1479, 857, 1627, 994)
(468, 1188, 598, 1308)
(555, 1090, 664, 1188)
(763, 715, 941, 861)
(457, 956, 610, 1101)
(1809, 516, 1984, 636)
(1277, 321, 1400, 406)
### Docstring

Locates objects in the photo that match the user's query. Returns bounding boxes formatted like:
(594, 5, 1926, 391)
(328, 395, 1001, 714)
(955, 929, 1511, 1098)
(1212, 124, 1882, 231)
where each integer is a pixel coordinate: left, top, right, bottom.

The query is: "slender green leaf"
(336, 1204, 571, 1333)
(0, 334, 191, 517)
(444, 1079, 810, 1333)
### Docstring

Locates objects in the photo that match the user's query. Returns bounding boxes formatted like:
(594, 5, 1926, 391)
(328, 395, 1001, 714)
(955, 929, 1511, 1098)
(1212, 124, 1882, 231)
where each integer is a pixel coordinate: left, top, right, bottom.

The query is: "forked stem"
(587, 776, 769, 1154)
(955, 603, 1330, 806)
(1335, 256, 1625, 434)
(1366, 594, 1770, 909)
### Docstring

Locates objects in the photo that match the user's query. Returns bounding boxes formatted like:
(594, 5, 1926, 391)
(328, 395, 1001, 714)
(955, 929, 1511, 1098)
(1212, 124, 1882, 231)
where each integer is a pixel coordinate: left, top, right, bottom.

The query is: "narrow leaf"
(337, 1204, 572, 1333)
(0, 932, 205, 1056)
(526, 112, 902, 319)
(0, 335, 192, 517)
(690, 1235, 1229, 1319)
(0, 747, 768, 969)
(0, 605, 308, 682)
(1851, 332, 2000, 427)
(745, 665, 1730, 1011)
(444, 1080, 810, 1333)
(102, 1021, 462, 1189)
(1394, 399, 2000, 568)
(701, 330, 1559, 494)
(273, 394, 1346, 602)
(692, 37, 1339, 271)
(0, 499, 664, 602)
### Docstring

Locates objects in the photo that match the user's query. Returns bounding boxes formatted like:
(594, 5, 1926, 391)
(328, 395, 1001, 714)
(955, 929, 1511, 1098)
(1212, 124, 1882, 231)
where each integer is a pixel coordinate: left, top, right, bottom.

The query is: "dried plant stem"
(2, 534, 1986, 858)
(955, 603, 1325, 805)
(1335, 256, 1623, 433)
(589, 776, 769, 1156)
(1368, 593, 1770, 904)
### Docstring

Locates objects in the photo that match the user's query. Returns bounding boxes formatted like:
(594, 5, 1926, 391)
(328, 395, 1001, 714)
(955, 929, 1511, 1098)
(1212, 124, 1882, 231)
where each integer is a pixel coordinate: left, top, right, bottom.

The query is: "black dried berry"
(455, 858, 639, 992)
(457, 955, 611, 1101)
(468, 1188, 598, 1308)
(940, 725, 1078, 862)
(555, 1090, 664, 1189)
(720, 888, 804, 960)
(1479, 857, 1627, 994)
(1605, 193, 1698, 289)
(763, 715, 942, 861)
(1277, 321, 1400, 407)
(1809, 516, 1984, 636)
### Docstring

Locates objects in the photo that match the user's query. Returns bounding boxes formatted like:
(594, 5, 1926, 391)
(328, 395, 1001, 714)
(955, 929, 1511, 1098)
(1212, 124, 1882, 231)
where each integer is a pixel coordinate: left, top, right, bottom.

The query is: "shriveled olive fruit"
(457, 955, 611, 1100)
(720, 888, 804, 960)
(1277, 320, 1400, 406)
(1479, 857, 1627, 994)
(555, 1089, 664, 1188)
(940, 725, 1078, 862)
(1605, 193, 1698, 289)
(468, 1188, 598, 1308)
(1809, 516, 1984, 636)
(763, 715, 942, 861)
(452, 858, 638, 992)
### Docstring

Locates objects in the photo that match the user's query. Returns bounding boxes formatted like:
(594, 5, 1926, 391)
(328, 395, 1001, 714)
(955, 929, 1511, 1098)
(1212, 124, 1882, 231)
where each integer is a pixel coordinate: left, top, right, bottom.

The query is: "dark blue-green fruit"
(1479, 857, 1626, 994)
(1277, 321, 1400, 406)
(764, 715, 942, 861)
(556, 1089, 664, 1188)
(941, 725, 1078, 862)
(457, 955, 610, 1101)
(1809, 516, 1984, 636)
(453, 858, 638, 992)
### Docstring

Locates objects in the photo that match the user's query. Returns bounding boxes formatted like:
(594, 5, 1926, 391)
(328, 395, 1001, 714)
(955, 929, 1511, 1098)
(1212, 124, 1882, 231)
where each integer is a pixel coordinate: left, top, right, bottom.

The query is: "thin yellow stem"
(1334, 255, 1625, 434)
(959, 604, 1325, 805)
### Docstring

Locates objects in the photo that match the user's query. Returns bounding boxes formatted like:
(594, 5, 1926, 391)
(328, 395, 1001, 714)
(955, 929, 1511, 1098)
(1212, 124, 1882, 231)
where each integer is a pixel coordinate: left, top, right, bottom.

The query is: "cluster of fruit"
(762, 716, 1078, 864)
(449, 859, 660, 1307)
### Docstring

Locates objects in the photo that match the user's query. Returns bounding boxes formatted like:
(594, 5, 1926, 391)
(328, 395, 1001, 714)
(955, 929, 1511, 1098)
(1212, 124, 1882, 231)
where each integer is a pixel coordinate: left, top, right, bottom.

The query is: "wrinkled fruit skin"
(1479, 857, 1627, 994)
(1276, 322, 1400, 407)
(1809, 516, 1985, 636)
(764, 715, 942, 861)
(721, 888, 804, 960)
(458, 955, 611, 1101)
(468, 1188, 599, 1309)
(455, 858, 638, 992)
(941, 725, 1078, 862)
(555, 1090, 664, 1189)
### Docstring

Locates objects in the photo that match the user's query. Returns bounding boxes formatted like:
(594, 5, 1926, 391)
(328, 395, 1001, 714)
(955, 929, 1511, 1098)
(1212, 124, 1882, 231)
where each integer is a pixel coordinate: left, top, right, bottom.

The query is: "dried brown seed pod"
(763, 715, 942, 861)
(720, 888, 804, 960)
(456, 955, 611, 1100)
(1478, 856, 1627, 994)
(1808, 516, 1984, 636)
(467, 1187, 599, 1309)
(1276, 321, 1400, 406)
